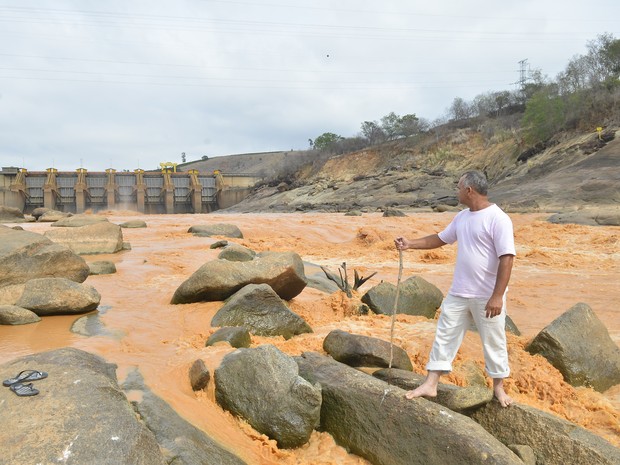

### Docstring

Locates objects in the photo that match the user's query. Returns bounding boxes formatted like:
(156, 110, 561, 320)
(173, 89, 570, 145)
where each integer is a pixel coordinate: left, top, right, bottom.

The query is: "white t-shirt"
(438, 204, 516, 299)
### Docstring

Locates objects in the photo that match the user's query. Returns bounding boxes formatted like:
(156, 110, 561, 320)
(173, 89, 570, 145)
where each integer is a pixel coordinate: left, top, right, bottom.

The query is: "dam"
(0, 166, 264, 214)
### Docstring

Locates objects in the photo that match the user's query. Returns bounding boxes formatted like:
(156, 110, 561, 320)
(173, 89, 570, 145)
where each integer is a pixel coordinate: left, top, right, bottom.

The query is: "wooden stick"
(388, 249, 404, 369)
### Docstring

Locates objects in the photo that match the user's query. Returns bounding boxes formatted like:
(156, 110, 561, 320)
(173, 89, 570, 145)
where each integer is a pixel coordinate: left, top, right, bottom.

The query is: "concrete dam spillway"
(0, 166, 264, 214)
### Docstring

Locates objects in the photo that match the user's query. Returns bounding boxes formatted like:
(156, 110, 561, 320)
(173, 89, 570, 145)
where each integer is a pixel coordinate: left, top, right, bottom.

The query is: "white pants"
(426, 293, 510, 378)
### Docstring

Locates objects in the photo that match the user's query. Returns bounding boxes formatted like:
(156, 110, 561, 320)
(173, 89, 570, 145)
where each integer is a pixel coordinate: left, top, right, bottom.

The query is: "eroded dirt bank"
(0, 211, 618, 464)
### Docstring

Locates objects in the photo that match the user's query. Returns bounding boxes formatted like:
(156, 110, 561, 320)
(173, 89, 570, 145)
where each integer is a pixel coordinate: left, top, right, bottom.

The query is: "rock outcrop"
(211, 284, 312, 339)
(45, 221, 124, 254)
(323, 329, 413, 371)
(15, 277, 101, 316)
(0, 348, 166, 465)
(0, 227, 89, 286)
(361, 276, 443, 318)
(215, 345, 322, 449)
(295, 351, 522, 465)
(171, 251, 307, 304)
(526, 302, 620, 391)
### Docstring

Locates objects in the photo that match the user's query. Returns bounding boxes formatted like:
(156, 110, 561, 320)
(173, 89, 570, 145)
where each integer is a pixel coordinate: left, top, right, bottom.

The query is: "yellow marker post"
(596, 127, 603, 140)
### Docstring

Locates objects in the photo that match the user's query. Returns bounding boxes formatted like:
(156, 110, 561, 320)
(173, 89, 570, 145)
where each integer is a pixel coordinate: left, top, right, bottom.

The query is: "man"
(394, 170, 515, 407)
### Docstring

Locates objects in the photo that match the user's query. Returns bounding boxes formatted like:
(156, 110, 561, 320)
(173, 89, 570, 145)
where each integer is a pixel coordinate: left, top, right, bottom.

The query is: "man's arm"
(485, 254, 515, 318)
(395, 234, 446, 251)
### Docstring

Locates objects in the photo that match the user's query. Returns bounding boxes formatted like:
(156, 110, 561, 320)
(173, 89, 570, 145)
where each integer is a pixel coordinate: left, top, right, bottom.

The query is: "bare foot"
(405, 383, 437, 400)
(493, 379, 513, 407)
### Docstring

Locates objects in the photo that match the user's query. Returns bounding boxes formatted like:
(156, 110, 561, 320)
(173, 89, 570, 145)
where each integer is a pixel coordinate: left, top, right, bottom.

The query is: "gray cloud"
(1, 0, 618, 171)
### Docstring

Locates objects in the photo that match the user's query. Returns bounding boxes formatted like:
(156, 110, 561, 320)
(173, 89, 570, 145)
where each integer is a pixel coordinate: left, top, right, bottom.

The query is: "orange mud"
(0, 211, 619, 463)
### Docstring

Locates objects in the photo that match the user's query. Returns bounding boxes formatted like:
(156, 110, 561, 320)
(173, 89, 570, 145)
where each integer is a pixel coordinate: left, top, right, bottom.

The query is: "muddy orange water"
(1, 211, 619, 463)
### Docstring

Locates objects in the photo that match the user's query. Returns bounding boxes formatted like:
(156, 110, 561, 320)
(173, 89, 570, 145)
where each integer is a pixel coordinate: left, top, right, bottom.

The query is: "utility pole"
(517, 59, 529, 99)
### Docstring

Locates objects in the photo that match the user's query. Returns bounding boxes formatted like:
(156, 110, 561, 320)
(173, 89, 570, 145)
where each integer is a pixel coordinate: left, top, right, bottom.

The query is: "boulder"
(0, 206, 25, 223)
(218, 243, 256, 262)
(0, 227, 89, 286)
(323, 329, 413, 371)
(210, 240, 229, 249)
(211, 284, 312, 340)
(45, 221, 124, 254)
(547, 210, 620, 226)
(0, 283, 25, 305)
(373, 368, 493, 412)
(89, 260, 117, 275)
(189, 359, 211, 391)
(206, 326, 252, 348)
(507, 445, 536, 465)
(121, 369, 246, 465)
(471, 401, 620, 465)
(119, 220, 147, 228)
(31, 207, 50, 220)
(51, 214, 109, 227)
(593, 212, 620, 226)
(188, 224, 243, 238)
(0, 348, 166, 465)
(16, 277, 101, 316)
(295, 352, 522, 465)
(215, 345, 322, 449)
(306, 272, 341, 294)
(361, 276, 443, 318)
(383, 208, 407, 217)
(0, 304, 41, 325)
(526, 303, 620, 391)
(171, 251, 307, 304)
(39, 209, 72, 222)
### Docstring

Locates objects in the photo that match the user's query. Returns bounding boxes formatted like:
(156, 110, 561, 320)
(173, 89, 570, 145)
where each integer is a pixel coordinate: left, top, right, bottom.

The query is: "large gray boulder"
(215, 345, 322, 449)
(188, 224, 243, 238)
(361, 276, 444, 318)
(526, 303, 620, 392)
(547, 209, 620, 226)
(45, 221, 124, 254)
(122, 369, 246, 465)
(51, 214, 109, 227)
(471, 401, 620, 465)
(171, 251, 308, 304)
(0, 206, 26, 223)
(211, 284, 312, 339)
(39, 209, 72, 222)
(295, 352, 522, 465)
(323, 329, 413, 371)
(0, 304, 41, 325)
(306, 272, 341, 294)
(0, 348, 166, 465)
(89, 260, 117, 275)
(120, 220, 147, 228)
(373, 367, 493, 412)
(217, 243, 256, 262)
(15, 277, 101, 316)
(0, 227, 89, 286)
(206, 326, 252, 348)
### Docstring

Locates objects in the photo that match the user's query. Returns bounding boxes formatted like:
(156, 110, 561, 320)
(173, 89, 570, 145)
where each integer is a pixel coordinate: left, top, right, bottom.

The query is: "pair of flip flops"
(2, 369, 48, 397)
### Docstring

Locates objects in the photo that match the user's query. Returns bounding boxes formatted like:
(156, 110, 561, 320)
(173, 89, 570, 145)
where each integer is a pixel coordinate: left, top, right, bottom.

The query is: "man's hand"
(394, 236, 408, 250)
(485, 295, 503, 318)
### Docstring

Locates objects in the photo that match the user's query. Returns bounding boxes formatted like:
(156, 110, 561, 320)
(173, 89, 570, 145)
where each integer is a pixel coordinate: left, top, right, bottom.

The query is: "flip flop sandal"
(9, 382, 39, 397)
(2, 369, 48, 387)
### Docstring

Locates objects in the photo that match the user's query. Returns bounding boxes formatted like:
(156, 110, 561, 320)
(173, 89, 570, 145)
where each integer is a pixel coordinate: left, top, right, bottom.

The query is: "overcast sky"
(1, 1, 618, 172)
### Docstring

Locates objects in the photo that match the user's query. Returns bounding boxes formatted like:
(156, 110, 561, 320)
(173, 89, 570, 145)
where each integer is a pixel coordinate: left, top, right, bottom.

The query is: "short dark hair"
(460, 170, 488, 195)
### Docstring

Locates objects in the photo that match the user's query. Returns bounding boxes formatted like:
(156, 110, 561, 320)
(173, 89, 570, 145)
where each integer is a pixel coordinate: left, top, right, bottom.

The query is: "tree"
(448, 97, 473, 120)
(360, 121, 385, 145)
(398, 113, 421, 137)
(521, 87, 565, 145)
(312, 132, 344, 151)
(380, 112, 401, 140)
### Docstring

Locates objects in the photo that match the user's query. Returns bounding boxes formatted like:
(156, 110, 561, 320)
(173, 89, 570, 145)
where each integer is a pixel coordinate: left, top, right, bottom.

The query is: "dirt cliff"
(224, 125, 619, 215)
